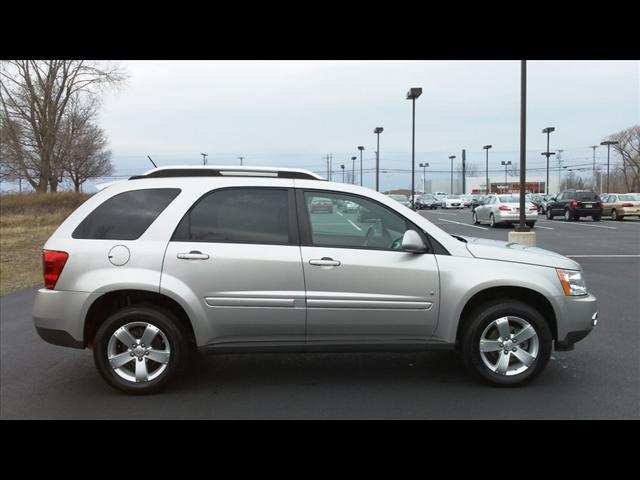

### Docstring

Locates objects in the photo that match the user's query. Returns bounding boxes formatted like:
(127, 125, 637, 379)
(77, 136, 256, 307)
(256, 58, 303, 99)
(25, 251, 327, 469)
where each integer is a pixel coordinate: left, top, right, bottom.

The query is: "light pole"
(200, 153, 208, 165)
(501, 160, 512, 192)
(541, 127, 555, 194)
(449, 155, 456, 194)
(406, 87, 422, 209)
(419, 162, 429, 193)
(238, 156, 244, 165)
(374, 127, 383, 191)
(600, 140, 619, 193)
(590, 145, 598, 191)
(357, 146, 364, 186)
(516, 60, 527, 232)
(483, 145, 492, 194)
(340, 164, 345, 183)
(351, 156, 357, 184)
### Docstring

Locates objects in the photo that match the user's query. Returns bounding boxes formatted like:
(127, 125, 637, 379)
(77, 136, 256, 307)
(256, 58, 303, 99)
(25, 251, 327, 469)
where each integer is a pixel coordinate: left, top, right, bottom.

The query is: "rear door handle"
(177, 251, 210, 260)
(309, 257, 341, 267)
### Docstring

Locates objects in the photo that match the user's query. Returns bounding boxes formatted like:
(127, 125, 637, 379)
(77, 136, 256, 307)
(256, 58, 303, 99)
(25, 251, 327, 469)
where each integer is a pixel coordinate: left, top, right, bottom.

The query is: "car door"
(479, 197, 493, 221)
(162, 186, 306, 346)
(550, 193, 563, 214)
(296, 189, 440, 343)
(602, 195, 613, 216)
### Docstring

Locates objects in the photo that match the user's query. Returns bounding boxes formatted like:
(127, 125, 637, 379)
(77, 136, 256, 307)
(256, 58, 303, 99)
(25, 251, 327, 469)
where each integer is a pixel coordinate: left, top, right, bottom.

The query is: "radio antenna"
(147, 155, 157, 168)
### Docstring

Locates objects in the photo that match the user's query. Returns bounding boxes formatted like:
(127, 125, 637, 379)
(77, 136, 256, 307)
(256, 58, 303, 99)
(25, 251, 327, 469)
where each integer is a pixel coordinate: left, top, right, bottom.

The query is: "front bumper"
(32, 288, 97, 349)
(554, 292, 598, 351)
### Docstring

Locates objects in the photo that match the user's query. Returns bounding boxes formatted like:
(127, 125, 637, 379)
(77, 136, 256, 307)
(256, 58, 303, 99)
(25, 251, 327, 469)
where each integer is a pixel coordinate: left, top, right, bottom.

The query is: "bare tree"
(605, 125, 640, 193)
(0, 60, 126, 192)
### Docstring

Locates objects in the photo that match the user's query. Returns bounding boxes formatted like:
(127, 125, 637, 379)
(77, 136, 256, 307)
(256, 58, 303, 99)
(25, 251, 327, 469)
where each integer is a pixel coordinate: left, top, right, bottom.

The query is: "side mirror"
(402, 230, 427, 253)
(550, 197, 556, 201)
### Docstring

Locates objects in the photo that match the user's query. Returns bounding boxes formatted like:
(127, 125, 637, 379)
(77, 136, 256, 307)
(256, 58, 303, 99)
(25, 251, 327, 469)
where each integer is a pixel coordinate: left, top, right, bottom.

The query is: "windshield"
(447, 196, 460, 199)
(575, 192, 599, 201)
(389, 195, 408, 201)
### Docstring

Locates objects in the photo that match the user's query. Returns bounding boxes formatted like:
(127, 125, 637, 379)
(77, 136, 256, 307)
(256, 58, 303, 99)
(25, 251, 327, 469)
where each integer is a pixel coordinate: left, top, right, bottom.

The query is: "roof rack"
(129, 165, 325, 181)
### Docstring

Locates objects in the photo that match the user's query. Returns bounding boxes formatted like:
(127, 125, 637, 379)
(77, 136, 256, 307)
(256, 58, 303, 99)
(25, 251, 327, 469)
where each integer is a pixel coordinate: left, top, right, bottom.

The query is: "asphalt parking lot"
(1, 207, 639, 419)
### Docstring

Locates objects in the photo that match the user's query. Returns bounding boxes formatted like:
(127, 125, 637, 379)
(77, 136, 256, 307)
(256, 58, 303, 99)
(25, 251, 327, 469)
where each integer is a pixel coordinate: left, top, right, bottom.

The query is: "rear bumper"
(32, 288, 97, 349)
(495, 212, 538, 222)
(573, 208, 602, 216)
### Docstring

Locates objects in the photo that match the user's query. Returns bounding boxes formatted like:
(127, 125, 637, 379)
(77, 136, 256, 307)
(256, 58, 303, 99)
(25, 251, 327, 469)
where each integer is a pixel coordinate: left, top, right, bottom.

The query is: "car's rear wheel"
(472, 211, 480, 225)
(564, 208, 573, 221)
(611, 209, 620, 221)
(460, 300, 552, 386)
(546, 209, 554, 220)
(93, 304, 188, 394)
(526, 221, 536, 228)
(593, 214, 602, 222)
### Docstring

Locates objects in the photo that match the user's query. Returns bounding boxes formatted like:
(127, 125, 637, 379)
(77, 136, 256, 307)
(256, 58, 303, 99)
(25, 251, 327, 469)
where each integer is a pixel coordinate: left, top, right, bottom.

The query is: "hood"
(460, 236, 580, 270)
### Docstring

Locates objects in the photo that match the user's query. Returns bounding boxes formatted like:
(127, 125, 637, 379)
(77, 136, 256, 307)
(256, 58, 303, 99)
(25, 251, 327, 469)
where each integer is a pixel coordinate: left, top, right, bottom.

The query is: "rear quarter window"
(72, 188, 181, 240)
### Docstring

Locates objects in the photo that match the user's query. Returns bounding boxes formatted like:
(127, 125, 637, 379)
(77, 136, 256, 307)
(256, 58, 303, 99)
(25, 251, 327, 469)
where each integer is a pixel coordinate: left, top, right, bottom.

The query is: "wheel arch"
(455, 286, 558, 345)
(84, 289, 197, 350)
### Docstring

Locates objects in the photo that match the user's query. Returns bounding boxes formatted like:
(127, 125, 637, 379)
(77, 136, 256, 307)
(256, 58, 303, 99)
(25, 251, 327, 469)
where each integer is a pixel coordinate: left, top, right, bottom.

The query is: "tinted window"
(172, 188, 292, 244)
(73, 188, 180, 240)
(304, 191, 415, 251)
(576, 192, 598, 201)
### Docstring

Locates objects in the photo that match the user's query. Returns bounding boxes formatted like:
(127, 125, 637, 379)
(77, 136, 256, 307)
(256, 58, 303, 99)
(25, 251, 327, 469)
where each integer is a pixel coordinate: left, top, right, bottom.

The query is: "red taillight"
(571, 200, 578, 207)
(43, 250, 68, 290)
(596, 202, 603, 208)
(622, 203, 633, 207)
(529, 206, 538, 211)
(498, 205, 511, 211)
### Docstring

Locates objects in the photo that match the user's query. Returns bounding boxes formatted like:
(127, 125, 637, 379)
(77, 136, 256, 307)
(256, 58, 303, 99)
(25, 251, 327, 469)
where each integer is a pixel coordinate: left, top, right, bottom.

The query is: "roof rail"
(129, 165, 325, 181)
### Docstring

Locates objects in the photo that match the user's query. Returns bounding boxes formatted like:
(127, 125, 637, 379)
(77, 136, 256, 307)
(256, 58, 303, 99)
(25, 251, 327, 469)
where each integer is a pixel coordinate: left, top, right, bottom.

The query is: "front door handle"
(177, 251, 210, 260)
(309, 257, 341, 267)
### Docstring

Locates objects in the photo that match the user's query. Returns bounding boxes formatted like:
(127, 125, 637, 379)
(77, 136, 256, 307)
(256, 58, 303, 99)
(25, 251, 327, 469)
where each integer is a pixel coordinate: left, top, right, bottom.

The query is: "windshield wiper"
(451, 234, 467, 243)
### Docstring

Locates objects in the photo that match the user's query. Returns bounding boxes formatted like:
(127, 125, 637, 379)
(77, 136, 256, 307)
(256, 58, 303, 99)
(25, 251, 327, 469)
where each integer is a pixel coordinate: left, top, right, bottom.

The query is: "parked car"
(444, 195, 464, 209)
(387, 194, 411, 208)
(532, 194, 555, 214)
(545, 190, 602, 222)
(601, 193, 640, 220)
(472, 194, 538, 228)
(339, 200, 360, 213)
(434, 192, 447, 207)
(33, 165, 597, 393)
(416, 194, 438, 210)
(310, 197, 333, 213)
(460, 195, 473, 208)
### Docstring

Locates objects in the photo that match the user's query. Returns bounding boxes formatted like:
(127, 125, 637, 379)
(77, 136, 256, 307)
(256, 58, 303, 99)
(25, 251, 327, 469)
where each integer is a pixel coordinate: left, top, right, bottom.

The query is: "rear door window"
(72, 188, 181, 240)
(172, 188, 295, 245)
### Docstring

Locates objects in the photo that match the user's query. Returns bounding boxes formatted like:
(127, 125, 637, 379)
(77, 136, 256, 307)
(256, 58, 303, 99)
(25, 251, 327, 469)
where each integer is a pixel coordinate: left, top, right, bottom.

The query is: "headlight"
(556, 269, 588, 296)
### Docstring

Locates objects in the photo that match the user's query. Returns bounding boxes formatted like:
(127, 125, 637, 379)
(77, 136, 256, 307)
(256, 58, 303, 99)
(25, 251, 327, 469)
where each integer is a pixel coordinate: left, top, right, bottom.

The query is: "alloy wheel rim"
(565, 210, 570, 220)
(107, 321, 171, 383)
(479, 316, 539, 376)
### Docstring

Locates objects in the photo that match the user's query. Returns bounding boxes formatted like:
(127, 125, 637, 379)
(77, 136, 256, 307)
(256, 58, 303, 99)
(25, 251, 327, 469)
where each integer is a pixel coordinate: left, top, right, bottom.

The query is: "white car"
(444, 195, 464, 209)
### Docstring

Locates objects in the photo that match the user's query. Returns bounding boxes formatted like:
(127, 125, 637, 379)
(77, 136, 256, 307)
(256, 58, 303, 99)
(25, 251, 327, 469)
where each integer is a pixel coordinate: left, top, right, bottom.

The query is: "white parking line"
(534, 225, 554, 230)
(438, 218, 488, 230)
(555, 221, 616, 230)
(336, 211, 363, 231)
(567, 255, 640, 258)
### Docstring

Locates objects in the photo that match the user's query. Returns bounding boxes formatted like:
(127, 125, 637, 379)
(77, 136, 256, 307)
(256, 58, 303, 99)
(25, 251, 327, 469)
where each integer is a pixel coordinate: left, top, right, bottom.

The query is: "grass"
(0, 192, 91, 295)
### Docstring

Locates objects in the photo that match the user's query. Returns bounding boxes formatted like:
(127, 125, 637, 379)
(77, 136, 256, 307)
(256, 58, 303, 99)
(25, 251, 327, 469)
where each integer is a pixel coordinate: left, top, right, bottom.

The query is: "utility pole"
(341, 164, 345, 182)
(238, 156, 244, 165)
(329, 153, 333, 181)
(541, 127, 555, 195)
(483, 145, 492, 194)
(200, 153, 208, 165)
(600, 140, 619, 193)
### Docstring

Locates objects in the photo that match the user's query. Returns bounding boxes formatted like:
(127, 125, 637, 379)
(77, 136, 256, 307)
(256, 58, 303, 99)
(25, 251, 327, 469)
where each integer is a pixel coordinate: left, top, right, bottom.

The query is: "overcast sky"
(95, 60, 638, 191)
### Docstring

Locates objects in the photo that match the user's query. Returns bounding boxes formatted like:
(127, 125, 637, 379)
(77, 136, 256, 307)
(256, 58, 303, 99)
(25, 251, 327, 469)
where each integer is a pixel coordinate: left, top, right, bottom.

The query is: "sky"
(27, 60, 640, 192)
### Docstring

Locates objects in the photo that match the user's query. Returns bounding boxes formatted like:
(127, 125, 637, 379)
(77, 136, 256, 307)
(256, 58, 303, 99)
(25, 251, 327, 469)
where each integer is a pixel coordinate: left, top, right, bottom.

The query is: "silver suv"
(33, 166, 598, 393)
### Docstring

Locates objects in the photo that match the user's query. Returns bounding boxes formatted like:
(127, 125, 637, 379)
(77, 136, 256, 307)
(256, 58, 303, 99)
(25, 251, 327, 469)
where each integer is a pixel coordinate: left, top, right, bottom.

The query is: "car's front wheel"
(460, 300, 552, 386)
(546, 209, 554, 220)
(93, 304, 189, 394)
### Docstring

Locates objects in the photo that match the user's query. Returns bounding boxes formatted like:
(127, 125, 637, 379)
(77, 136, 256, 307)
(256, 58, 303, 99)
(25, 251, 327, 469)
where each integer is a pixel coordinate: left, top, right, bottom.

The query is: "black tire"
(611, 209, 621, 221)
(489, 214, 496, 228)
(593, 214, 602, 222)
(472, 211, 480, 225)
(460, 299, 552, 387)
(564, 209, 573, 222)
(546, 209, 554, 220)
(93, 304, 189, 394)
(526, 221, 536, 228)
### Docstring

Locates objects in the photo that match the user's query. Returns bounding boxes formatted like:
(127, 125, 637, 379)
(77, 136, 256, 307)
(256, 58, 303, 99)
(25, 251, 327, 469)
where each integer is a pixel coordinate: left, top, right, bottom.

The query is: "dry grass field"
(0, 192, 91, 295)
